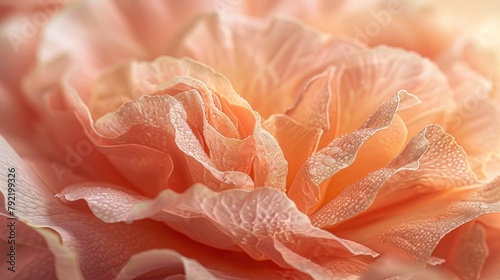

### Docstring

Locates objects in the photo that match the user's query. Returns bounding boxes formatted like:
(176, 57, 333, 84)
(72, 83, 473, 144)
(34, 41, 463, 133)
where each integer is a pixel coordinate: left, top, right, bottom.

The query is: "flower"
(0, 0, 499, 279)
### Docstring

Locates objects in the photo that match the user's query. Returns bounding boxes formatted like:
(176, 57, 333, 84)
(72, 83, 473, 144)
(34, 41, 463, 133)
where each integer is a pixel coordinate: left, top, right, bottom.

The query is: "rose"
(237, 1, 500, 278)
(1, 1, 499, 279)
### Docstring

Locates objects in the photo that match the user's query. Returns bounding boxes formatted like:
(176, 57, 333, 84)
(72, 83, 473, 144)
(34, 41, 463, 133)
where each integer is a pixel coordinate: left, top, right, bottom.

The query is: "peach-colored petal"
(444, 63, 500, 157)
(62, 56, 288, 192)
(89, 57, 256, 179)
(96, 94, 254, 191)
(305, 125, 499, 274)
(311, 123, 431, 227)
(481, 219, 500, 279)
(241, 1, 460, 59)
(252, 125, 288, 190)
(263, 114, 322, 188)
(2, 136, 293, 279)
(0, 136, 221, 279)
(322, 114, 408, 203)
(383, 125, 477, 192)
(331, 176, 500, 269)
(175, 14, 363, 118)
(317, 46, 453, 147)
(287, 90, 420, 213)
(374, 181, 499, 263)
(432, 221, 488, 280)
(258, 236, 371, 279)
(88, 56, 249, 134)
(38, 0, 216, 82)
(57, 183, 378, 276)
(285, 66, 336, 131)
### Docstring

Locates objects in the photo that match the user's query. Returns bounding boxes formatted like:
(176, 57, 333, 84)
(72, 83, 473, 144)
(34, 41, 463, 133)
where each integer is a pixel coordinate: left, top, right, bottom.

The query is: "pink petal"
(39, 0, 216, 82)
(0, 214, 56, 279)
(287, 90, 420, 214)
(0, 137, 213, 279)
(117, 249, 218, 280)
(57, 183, 378, 277)
(480, 218, 500, 279)
(0, 83, 34, 145)
(242, 1, 460, 59)
(175, 14, 363, 118)
(0, 8, 51, 93)
(3, 137, 292, 279)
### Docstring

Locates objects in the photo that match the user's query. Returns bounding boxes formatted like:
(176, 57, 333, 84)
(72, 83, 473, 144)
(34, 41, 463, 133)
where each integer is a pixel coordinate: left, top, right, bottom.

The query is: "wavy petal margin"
(287, 90, 420, 213)
(58, 183, 378, 277)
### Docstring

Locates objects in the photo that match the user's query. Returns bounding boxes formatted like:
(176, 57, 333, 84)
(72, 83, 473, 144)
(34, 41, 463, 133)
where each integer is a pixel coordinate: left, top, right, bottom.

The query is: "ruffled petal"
(317, 46, 453, 147)
(62, 56, 288, 192)
(57, 183, 378, 277)
(96, 94, 254, 191)
(263, 114, 322, 188)
(324, 144, 498, 269)
(285, 66, 336, 131)
(287, 90, 420, 213)
(311, 123, 431, 227)
(175, 14, 363, 118)
(382, 125, 477, 191)
(2, 136, 295, 279)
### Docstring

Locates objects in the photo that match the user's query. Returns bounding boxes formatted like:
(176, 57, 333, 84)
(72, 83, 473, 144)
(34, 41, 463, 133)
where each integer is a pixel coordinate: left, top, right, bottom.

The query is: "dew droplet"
(322, 156, 336, 166)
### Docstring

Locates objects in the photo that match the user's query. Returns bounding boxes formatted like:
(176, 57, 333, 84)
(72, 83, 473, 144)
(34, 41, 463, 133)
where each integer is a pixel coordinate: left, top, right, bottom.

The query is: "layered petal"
(317, 46, 453, 147)
(0, 218, 56, 279)
(0, 137, 295, 279)
(315, 127, 498, 269)
(240, 0, 460, 59)
(287, 90, 420, 213)
(58, 183, 378, 277)
(174, 14, 363, 118)
(62, 56, 287, 193)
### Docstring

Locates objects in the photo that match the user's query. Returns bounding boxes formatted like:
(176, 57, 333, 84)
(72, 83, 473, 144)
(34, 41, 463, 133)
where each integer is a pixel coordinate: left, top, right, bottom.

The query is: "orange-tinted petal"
(288, 90, 419, 213)
(311, 123, 430, 227)
(318, 46, 453, 147)
(432, 221, 488, 280)
(263, 114, 322, 188)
